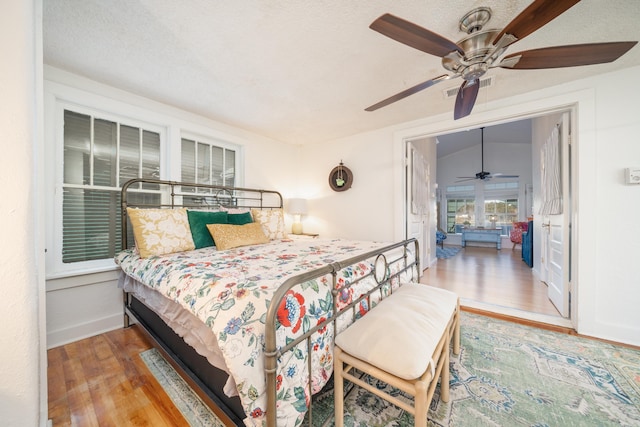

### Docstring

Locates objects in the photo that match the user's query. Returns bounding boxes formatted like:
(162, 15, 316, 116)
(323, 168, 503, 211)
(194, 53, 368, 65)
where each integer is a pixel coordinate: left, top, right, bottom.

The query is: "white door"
(541, 113, 571, 317)
(406, 142, 430, 269)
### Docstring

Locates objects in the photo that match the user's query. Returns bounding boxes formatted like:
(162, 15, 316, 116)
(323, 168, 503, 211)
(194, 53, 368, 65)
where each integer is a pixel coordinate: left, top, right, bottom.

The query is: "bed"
(116, 178, 420, 426)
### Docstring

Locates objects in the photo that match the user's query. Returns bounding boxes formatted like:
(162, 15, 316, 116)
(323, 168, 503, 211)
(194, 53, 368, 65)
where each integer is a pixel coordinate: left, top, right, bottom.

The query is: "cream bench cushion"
(334, 283, 458, 380)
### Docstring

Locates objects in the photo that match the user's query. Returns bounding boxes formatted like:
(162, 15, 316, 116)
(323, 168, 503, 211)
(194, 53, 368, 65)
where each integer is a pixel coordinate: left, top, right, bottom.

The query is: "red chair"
(510, 222, 529, 250)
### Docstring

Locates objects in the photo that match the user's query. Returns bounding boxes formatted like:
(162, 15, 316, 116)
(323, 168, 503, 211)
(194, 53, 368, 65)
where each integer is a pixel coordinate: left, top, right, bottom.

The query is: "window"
(445, 182, 520, 234)
(61, 109, 162, 264)
(446, 198, 475, 233)
(181, 137, 235, 186)
(484, 182, 519, 235)
(181, 137, 236, 204)
(49, 92, 243, 278)
(445, 185, 475, 233)
(485, 198, 518, 228)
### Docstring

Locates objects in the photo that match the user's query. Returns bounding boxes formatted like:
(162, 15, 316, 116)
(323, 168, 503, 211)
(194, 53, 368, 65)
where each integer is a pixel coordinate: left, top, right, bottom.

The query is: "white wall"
(437, 142, 533, 192)
(295, 128, 402, 242)
(1, 0, 46, 426)
(44, 68, 297, 348)
(300, 65, 640, 347)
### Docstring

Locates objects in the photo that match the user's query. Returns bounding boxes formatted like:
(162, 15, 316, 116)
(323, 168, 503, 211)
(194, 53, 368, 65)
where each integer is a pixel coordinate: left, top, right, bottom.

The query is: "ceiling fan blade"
(499, 42, 638, 69)
(370, 13, 464, 57)
(453, 79, 479, 120)
(491, 174, 520, 178)
(365, 74, 451, 112)
(494, 0, 581, 47)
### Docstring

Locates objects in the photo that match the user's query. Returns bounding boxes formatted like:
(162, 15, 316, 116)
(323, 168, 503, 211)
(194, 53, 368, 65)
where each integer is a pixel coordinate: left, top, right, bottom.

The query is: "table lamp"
(288, 198, 308, 235)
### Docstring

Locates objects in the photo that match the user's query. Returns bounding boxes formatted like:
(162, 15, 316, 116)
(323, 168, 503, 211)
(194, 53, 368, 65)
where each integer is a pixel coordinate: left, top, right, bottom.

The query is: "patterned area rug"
(436, 246, 461, 259)
(142, 312, 640, 427)
(306, 312, 640, 427)
(140, 348, 227, 427)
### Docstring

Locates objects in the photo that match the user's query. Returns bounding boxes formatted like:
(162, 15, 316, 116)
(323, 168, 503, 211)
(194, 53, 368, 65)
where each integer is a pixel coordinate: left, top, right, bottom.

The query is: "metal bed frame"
(119, 178, 420, 426)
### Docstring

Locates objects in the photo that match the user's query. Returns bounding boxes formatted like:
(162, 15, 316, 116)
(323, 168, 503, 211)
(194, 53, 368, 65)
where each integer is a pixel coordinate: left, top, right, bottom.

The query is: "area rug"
(306, 312, 640, 427)
(140, 348, 226, 427)
(142, 313, 640, 427)
(436, 246, 461, 259)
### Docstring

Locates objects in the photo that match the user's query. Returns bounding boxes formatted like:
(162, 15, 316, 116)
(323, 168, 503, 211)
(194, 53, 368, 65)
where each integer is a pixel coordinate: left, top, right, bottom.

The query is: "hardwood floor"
(47, 325, 191, 427)
(48, 247, 561, 426)
(421, 245, 561, 317)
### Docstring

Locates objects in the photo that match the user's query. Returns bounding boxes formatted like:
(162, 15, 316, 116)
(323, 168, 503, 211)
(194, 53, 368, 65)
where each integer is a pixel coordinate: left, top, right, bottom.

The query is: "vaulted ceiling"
(43, 0, 640, 145)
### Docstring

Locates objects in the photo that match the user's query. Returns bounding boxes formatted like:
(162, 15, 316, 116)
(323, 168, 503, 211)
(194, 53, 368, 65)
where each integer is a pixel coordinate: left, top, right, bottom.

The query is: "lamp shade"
(288, 198, 308, 215)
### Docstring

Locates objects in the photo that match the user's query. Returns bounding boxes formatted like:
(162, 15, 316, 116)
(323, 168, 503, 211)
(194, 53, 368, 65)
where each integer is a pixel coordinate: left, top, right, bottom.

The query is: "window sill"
(46, 265, 120, 292)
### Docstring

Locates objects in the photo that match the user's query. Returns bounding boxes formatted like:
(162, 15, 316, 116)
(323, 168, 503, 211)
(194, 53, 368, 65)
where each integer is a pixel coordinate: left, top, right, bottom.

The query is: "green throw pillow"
(227, 211, 253, 225)
(187, 210, 229, 249)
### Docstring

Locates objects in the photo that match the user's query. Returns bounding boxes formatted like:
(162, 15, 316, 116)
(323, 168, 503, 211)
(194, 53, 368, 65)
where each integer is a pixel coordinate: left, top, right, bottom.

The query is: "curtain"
(411, 148, 428, 215)
(539, 125, 562, 215)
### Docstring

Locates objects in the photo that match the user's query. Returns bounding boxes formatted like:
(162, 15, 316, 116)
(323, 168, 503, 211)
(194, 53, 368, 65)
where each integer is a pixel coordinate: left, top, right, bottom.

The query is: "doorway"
(401, 109, 575, 329)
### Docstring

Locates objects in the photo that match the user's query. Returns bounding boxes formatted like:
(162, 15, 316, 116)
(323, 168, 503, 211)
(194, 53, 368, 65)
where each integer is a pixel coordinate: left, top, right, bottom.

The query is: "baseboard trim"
(47, 313, 123, 349)
(460, 298, 573, 329)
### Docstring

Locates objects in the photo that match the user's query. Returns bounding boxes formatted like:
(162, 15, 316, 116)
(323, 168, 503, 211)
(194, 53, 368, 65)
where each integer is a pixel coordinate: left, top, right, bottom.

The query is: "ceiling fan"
(456, 127, 519, 182)
(365, 0, 637, 120)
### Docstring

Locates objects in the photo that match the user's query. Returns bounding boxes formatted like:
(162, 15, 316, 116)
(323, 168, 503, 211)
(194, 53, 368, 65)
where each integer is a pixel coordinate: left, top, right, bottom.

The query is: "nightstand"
(289, 233, 319, 239)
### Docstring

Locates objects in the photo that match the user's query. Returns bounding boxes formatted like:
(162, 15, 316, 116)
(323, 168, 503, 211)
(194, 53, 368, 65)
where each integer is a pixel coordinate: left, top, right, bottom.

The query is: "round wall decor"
(329, 162, 353, 192)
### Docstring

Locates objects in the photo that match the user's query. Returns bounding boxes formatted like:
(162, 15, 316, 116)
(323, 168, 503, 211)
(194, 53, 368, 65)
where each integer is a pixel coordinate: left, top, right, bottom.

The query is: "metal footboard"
(264, 238, 420, 426)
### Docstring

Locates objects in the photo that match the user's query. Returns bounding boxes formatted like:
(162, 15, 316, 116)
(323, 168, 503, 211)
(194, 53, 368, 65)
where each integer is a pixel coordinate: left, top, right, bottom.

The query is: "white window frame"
(484, 181, 520, 234)
(47, 100, 167, 278)
(45, 83, 243, 279)
(444, 181, 521, 234)
(180, 132, 239, 187)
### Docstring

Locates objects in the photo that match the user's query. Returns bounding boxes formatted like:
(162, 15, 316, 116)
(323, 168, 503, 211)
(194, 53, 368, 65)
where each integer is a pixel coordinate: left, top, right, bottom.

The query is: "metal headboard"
(120, 178, 284, 250)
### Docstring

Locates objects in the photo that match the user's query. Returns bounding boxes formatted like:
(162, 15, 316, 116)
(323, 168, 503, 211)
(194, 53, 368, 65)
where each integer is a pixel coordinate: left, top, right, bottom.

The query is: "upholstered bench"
(333, 283, 460, 427)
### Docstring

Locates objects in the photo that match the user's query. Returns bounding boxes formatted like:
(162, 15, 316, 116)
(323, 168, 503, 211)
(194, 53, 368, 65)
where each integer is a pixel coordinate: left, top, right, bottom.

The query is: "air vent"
(443, 75, 494, 98)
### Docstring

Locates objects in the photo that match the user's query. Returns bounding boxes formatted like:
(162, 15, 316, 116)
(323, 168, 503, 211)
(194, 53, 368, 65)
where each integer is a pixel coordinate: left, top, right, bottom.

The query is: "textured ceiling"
(43, 0, 640, 145)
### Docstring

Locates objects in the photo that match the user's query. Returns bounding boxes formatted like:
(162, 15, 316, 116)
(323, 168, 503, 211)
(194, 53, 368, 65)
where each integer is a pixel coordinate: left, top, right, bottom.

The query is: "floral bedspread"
(115, 237, 396, 426)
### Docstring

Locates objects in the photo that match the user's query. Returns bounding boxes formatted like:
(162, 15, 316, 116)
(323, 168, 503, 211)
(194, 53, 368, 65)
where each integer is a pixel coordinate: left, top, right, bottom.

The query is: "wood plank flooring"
(47, 325, 190, 427)
(421, 245, 561, 317)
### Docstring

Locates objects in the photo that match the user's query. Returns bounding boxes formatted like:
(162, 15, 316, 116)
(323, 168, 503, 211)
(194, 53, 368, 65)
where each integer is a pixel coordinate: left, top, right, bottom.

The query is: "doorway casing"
(391, 89, 593, 331)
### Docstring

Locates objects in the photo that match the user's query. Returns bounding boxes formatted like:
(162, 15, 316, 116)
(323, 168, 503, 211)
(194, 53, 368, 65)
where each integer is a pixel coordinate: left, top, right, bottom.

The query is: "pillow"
(206, 223, 269, 251)
(227, 211, 253, 225)
(223, 208, 251, 214)
(251, 208, 286, 240)
(127, 207, 195, 258)
(187, 210, 229, 249)
(513, 221, 529, 231)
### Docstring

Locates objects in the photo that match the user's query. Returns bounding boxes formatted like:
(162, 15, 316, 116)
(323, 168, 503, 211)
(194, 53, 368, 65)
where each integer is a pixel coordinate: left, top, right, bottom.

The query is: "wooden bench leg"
(414, 380, 428, 427)
(453, 305, 461, 356)
(334, 346, 345, 427)
(440, 331, 450, 403)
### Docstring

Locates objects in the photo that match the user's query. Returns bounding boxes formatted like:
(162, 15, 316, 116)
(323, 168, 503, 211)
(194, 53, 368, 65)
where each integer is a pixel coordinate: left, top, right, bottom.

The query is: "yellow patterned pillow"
(250, 208, 286, 240)
(206, 223, 269, 251)
(127, 207, 195, 258)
